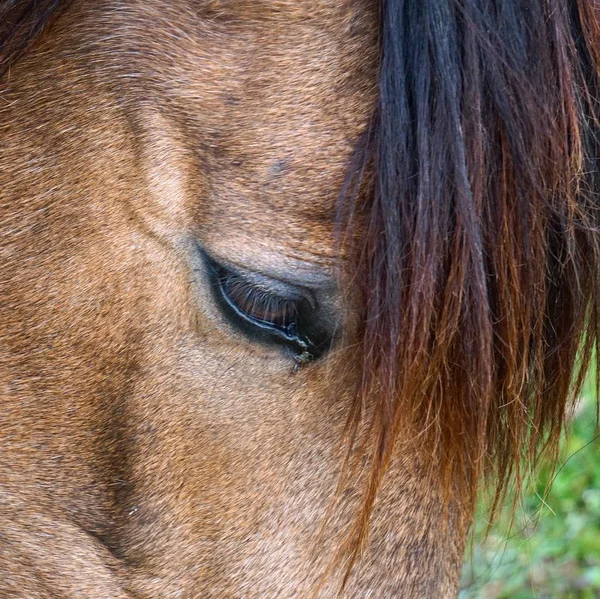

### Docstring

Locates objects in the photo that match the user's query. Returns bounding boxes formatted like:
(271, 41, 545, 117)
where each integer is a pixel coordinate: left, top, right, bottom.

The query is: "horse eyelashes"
(219, 272, 299, 334)
(197, 245, 339, 364)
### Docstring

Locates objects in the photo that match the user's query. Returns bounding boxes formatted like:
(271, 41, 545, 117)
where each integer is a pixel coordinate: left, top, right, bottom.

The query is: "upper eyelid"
(220, 271, 296, 301)
(213, 261, 313, 354)
(203, 250, 315, 307)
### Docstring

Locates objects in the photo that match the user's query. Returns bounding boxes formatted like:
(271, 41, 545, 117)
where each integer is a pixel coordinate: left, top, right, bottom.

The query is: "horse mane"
(3, 0, 600, 589)
(0, 1, 69, 78)
(339, 0, 600, 574)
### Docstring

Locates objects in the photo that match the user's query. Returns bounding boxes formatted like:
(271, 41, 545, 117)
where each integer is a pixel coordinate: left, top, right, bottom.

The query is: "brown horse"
(1, 1, 599, 597)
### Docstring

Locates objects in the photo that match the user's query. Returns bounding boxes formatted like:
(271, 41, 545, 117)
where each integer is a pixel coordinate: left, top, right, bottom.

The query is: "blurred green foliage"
(460, 374, 600, 598)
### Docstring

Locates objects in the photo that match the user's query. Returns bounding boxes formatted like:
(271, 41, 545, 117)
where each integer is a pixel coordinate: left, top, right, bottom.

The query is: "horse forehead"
(114, 0, 378, 261)
(197, 48, 374, 265)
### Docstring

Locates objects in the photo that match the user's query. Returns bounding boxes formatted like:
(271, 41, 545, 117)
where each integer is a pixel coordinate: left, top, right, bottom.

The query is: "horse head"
(1, 1, 599, 597)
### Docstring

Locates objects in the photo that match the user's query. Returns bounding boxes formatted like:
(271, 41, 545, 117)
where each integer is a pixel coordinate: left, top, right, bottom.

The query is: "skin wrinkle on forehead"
(194, 0, 368, 27)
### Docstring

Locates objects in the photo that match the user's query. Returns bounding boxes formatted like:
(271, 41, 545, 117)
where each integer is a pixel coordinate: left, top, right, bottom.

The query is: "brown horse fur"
(1, 1, 599, 597)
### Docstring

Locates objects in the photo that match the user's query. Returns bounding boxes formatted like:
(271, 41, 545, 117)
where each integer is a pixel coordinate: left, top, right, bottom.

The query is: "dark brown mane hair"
(0, 1, 70, 78)
(338, 0, 600, 576)
(2, 0, 600, 589)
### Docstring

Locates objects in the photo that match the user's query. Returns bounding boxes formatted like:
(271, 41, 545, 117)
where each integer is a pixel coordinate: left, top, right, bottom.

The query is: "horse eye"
(202, 253, 316, 363)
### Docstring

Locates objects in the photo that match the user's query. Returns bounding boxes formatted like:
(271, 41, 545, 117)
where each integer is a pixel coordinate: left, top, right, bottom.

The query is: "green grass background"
(460, 373, 600, 599)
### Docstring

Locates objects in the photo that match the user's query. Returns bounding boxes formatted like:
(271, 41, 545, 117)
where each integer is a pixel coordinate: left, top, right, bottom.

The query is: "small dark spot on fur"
(270, 159, 288, 177)
(223, 93, 241, 106)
